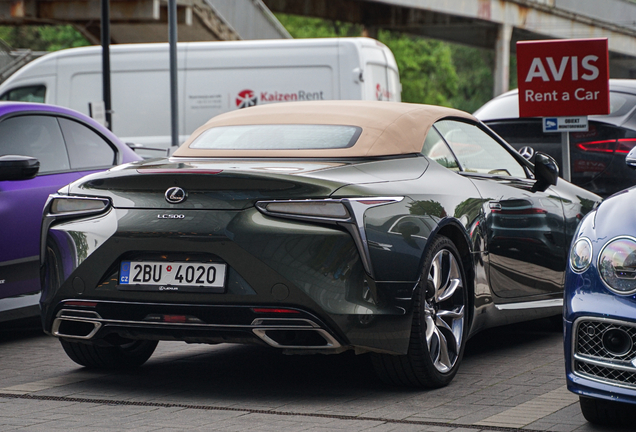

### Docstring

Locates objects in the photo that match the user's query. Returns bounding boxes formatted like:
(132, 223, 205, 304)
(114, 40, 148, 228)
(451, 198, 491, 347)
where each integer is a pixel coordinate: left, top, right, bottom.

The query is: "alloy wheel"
(423, 248, 465, 373)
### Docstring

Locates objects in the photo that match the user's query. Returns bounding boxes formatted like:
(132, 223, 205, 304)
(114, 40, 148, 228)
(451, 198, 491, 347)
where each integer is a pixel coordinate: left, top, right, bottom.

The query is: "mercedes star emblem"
(165, 187, 187, 204)
(518, 146, 535, 160)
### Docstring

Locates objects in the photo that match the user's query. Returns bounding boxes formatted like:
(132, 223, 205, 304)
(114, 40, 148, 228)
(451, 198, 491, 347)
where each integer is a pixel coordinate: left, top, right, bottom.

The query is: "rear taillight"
(136, 169, 223, 174)
(252, 308, 300, 314)
(63, 301, 97, 307)
(576, 138, 636, 154)
(491, 208, 548, 215)
(49, 196, 110, 216)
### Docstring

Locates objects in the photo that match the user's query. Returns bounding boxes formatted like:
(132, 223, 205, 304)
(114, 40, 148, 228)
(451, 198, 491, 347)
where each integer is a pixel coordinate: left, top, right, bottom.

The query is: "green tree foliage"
(275, 13, 362, 38)
(448, 45, 494, 113)
(275, 13, 459, 107)
(0, 25, 89, 51)
(379, 29, 457, 106)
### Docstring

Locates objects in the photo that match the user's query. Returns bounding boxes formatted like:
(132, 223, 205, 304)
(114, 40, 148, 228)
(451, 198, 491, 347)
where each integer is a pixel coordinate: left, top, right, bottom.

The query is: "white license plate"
(119, 261, 226, 292)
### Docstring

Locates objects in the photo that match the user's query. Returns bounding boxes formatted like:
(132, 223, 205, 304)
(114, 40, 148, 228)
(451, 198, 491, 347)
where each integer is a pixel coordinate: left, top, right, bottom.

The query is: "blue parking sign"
(544, 117, 558, 132)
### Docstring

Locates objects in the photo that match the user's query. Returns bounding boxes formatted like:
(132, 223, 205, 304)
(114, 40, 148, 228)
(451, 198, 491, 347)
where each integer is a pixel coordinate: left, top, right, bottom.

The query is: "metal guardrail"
(0, 39, 45, 84)
(0, 50, 36, 83)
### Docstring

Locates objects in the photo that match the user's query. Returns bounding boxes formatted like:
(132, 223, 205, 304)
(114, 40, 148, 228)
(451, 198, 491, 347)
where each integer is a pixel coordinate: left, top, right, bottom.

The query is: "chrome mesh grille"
(574, 318, 636, 388)
(576, 320, 636, 360)
(575, 360, 636, 386)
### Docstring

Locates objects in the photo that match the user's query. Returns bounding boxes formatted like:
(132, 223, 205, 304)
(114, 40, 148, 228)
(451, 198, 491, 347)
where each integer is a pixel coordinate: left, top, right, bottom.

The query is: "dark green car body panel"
(41, 150, 599, 355)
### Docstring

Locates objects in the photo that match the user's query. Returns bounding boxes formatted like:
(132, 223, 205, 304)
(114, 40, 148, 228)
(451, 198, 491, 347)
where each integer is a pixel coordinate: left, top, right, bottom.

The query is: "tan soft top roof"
(173, 100, 475, 158)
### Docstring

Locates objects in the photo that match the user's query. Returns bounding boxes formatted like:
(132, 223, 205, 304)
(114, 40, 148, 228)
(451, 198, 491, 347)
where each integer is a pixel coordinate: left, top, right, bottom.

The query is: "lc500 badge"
(157, 214, 185, 219)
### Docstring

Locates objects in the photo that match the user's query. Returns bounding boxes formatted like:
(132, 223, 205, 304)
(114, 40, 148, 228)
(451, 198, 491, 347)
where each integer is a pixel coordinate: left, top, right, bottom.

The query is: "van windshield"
(189, 124, 362, 150)
(0, 85, 45, 103)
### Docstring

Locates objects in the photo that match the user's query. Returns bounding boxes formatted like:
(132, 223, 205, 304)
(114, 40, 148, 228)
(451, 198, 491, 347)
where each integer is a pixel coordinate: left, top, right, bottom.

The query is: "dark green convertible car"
(40, 101, 599, 388)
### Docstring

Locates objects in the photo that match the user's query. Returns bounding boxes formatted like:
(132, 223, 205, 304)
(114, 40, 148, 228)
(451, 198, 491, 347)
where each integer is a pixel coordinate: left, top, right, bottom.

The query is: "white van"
(0, 38, 401, 149)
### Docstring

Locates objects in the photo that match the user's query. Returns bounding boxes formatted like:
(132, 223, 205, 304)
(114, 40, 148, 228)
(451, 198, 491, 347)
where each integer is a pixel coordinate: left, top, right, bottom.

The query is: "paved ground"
(0, 317, 627, 431)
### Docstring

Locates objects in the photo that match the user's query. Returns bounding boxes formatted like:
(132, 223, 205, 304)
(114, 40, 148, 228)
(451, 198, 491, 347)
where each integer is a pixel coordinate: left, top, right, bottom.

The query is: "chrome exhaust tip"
(52, 309, 102, 340)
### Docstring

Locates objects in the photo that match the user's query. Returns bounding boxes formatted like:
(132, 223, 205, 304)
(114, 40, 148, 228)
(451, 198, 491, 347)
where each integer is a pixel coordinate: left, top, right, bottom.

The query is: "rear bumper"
(41, 207, 417, 354)
(50, 301, 343, 351)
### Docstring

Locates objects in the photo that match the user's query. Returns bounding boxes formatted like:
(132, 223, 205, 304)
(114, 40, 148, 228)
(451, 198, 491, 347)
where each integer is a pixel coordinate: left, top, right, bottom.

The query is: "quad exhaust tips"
(51, 309, 341, 350)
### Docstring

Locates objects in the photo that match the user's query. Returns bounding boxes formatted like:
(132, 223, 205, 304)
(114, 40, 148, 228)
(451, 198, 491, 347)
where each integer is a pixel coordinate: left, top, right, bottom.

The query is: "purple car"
(0, 102, 141, 322)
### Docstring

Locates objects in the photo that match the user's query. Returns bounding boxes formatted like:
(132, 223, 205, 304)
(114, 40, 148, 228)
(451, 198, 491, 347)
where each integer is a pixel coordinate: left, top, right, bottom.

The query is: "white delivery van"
(0, 37, 401, 148)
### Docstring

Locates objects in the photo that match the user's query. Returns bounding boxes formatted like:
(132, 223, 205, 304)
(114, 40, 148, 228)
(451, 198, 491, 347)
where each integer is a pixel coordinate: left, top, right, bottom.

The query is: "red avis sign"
(517, 38, 609, 117)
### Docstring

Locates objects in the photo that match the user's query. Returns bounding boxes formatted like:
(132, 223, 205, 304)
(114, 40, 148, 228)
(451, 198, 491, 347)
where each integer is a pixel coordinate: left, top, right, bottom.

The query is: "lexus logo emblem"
(165, 187, 186, 204)
(518, 146, 535, 160)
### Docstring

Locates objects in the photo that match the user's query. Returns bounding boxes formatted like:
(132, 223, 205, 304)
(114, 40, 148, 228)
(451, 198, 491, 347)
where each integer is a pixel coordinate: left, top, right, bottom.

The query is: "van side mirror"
(626, 147, 636, 169)
(531, 152, 559, 192)
(0, 155, 40, 181)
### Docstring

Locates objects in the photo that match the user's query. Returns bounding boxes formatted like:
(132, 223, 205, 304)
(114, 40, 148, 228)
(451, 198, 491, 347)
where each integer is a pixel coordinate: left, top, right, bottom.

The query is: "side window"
(421, 127, 459, 171)
(0, 85, 46, 103)
(434, 120, 526, 178)
(0, 115, 69, 174)
(58, 118, 116, 169)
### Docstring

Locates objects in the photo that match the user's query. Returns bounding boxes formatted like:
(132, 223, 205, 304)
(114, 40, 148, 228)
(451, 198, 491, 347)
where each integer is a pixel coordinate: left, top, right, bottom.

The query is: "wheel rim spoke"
(424, 247, 466, 374)
(430, 326, 452, 372)
(437, 306, 465, 354)
(436, 252, 460, 303)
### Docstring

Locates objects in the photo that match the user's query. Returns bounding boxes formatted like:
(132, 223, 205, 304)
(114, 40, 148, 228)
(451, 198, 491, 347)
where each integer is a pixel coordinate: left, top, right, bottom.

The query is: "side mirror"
(532, 152, 559, 192)
(0, 155, 39, 181)
(626, 147, 636, 169)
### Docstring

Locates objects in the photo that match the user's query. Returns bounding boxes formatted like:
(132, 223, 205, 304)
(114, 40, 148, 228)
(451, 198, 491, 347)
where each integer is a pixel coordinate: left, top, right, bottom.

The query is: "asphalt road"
(0, 317, 627, 431)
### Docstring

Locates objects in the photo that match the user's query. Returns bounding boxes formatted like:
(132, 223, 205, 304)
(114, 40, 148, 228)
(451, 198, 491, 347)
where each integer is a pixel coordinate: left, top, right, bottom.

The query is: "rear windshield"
(606, 92, 636, 117)
(189, 124, 362, 150)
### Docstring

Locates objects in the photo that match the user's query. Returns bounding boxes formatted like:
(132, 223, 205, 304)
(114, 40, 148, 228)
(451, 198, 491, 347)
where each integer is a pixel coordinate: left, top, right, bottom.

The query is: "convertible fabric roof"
(173, 100, 475, 158)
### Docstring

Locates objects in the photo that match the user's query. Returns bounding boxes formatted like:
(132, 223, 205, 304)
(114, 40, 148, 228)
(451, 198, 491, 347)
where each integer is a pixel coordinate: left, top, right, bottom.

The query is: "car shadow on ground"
(61, 316, 563, 401)
(463, 315, 562, 357)
(0, 316, 45, 344)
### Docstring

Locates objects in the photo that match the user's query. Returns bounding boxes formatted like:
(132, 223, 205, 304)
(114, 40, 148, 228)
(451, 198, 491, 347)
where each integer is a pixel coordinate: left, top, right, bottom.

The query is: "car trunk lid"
(67, 157, 427, 210)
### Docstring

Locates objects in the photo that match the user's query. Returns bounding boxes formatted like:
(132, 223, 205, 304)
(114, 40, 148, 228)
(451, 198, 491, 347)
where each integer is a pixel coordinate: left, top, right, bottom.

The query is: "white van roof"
(5, 38, 398, 82)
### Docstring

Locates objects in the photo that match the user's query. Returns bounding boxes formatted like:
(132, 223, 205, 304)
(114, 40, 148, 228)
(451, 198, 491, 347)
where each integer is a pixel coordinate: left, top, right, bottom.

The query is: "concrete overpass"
(0, 0, 289, 82)
(0, 0, 290, 43)
(262, 0, 636, 96)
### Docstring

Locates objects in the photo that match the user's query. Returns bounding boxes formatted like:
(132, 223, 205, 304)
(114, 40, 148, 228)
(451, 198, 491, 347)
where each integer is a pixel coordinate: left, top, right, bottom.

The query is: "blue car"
(565, 147, 636, 425)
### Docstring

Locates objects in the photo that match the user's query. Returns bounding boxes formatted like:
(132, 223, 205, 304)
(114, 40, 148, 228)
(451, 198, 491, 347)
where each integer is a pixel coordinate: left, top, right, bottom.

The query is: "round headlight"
(570, 237, 593, 273)
(599, 237, 636, 294)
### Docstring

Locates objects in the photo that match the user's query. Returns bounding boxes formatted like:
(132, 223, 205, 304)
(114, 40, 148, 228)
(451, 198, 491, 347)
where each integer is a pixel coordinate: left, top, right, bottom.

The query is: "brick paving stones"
(0, 317, 629, 431)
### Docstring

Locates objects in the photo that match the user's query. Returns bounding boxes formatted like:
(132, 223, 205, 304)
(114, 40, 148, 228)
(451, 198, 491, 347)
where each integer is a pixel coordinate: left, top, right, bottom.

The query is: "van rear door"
(359, 40, 400, 102)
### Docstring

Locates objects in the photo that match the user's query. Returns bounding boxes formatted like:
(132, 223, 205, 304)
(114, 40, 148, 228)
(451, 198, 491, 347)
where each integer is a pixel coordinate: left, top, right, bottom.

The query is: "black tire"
(579, 396, 636, 426)
(60, 339, 158, 369)
(372, 235, 468, 388)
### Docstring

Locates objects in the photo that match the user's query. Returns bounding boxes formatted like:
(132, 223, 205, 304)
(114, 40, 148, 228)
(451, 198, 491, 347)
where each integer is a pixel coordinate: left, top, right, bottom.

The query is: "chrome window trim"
(494, 299, 563, 310)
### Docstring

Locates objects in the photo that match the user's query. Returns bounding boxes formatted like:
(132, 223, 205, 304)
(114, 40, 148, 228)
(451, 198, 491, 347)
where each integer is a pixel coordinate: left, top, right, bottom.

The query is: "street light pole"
(169, 0, 179, 148)
(101, 0, 112, 130)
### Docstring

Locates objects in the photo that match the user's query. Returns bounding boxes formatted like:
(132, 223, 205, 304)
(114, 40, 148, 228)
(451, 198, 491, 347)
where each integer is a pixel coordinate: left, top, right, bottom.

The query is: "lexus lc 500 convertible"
(41, 101, 599, 388)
